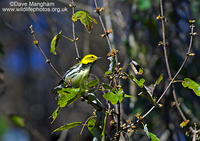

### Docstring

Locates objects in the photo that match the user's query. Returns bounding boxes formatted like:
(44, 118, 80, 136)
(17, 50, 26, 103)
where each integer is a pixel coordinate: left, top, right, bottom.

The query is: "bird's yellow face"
(80, 54, 100, 64)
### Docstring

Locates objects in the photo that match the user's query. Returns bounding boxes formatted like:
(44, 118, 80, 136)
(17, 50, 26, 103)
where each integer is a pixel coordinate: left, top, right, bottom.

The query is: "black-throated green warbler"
(51, 54, 101, 94)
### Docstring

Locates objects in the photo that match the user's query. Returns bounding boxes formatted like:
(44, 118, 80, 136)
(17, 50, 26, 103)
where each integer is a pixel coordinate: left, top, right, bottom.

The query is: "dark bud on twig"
(185, 131, 189, 136)
(46, 59, 50, 63)
(156, 14, 164, 20)
(171, 101, 176, 107)
(164, 18, 168, 23)
(190, 32, 198, 36)
(100, 34, 106, 38)
(33, 40, 38, 45)
(156, 14, 167, 22)
(99, 7, 104, 12)
(94, 7, 104, 14)
(157, 104, 163, 108)
(156, 14, 161, 20)
(29, 25, 34, 33)
(69, 4, 76, 8)
(158, 41, 163, 46)
(186, 53, 195, 57)
(94, 7, 100, 14)
(166, 42, 169, 46)
(189, 20, 196, 24)
(76, 57, 81, 61)
(105, 29, 113, 36)
(158, 41, 168, 47)
(75, 37, 79, 41)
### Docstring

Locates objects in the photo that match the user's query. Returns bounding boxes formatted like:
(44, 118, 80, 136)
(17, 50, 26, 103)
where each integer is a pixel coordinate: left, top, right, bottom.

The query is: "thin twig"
(71, 0, 81, 60)
(172, 87, 187, 121)
(116, 101, 121, 140)
(116, 80, 122, 140)
(94, 0, 112, 52)
(142, 106, 155, 119)
(29, 25, 67, 83)
(79, 116, 96, 136)
(103, 0, 114, 45)
(160, 0, 172, 79)
(192, 131, 197, 141)
(191, 123, 198, 141)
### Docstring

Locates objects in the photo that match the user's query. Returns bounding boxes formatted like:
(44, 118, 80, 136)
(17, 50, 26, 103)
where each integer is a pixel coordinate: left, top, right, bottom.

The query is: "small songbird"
(51, 54, 101, 94)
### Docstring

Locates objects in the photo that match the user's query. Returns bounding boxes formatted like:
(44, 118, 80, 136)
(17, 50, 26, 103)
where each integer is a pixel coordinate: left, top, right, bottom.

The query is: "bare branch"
(160, 0, 172, 79)
(94, 0, 113, 52)
(71, 0, 81, 60)
(29, 25, 67, 84)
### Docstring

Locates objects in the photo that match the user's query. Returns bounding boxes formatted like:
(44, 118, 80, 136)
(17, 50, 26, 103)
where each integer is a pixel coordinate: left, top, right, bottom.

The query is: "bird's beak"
(97, 57, 102, 60)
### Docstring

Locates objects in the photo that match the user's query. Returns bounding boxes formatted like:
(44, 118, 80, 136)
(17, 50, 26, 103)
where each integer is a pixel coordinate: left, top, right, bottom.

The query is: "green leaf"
(53, 122, 82, 133)
(72, 11, 97, 33)
(58, 88, 82, 107)
(124, 94, 135, 100)
(102, 112, 108, 140)
(50, 107, 61, 124)
(86, 79, 99, 87)
(137, 74, 162, 106)
(118, 94, 124, 103)
(50, 30, 62, 55)
(87, 119, 96, 133)
(105, 71, 112, 75)
(130, 60, 144, 75)
(138, 0, 152, 11)
(101, 83, 115, 91)
(139, 85, 157, 106)
(182, 78, 200, 96)
(103, 92, 118, 104)
(144, 124, 150, 139)
(133, 78, 145, 88)
(144, 124, 160, 141)
(127, 74, 134, 80)
(103, 89, 124, 104)
(87, 117, 101, 140)
(116, 89, 124, 103)
(10, 115, 25, 128)
(155, 74, 163, 85)
(149, 132, 160, 141)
